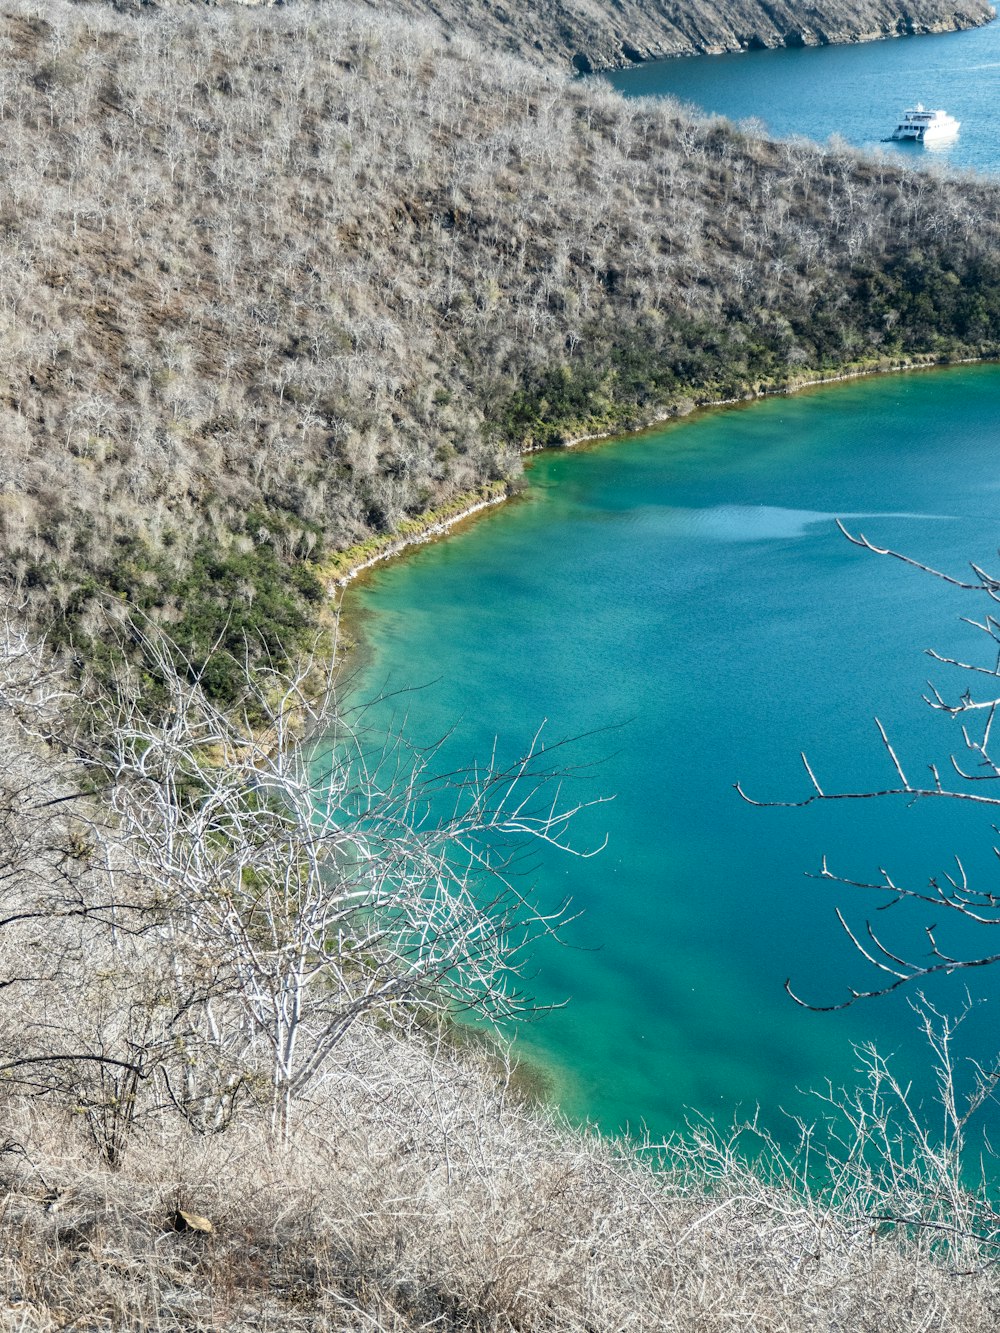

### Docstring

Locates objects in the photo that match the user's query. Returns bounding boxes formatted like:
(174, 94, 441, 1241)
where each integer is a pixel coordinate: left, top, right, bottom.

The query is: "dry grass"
(0, 1020, 999, 1331)
(0, 619, 996, 1331)
(1, 6, 1000, 1319)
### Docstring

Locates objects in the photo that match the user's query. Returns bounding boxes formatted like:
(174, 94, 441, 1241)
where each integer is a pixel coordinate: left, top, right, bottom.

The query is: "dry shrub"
(1, 1019, 999, 1330)
(1, 0, 1000, 669)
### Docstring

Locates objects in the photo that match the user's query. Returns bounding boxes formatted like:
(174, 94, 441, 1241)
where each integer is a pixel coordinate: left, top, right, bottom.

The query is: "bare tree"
(84, 628, 602, 1141)
(739, 523, 1000, 1009)
(0, 606, 603, 1149)
(0, 608, 169, 1161)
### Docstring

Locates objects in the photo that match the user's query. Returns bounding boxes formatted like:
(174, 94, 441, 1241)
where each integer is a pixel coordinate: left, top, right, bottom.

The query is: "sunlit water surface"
(344, 366, 1000, 1146)
(606, 20, 1000, 174)
(340, 17, 1000, 1150)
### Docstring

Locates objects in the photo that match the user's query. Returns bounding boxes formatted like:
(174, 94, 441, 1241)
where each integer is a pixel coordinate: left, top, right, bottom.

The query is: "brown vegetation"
(3, 3, 1000, 1326)
(4, 1026, 1000, 1331)
(1, 623, 999, 1330)
(109, 0, 999, 71)
(4, 0, 1000, 694)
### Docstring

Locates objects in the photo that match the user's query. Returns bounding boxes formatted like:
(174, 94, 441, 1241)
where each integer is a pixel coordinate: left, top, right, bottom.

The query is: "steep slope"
(123, 0, 998, 71)
(361, 0, 996, 69)
(3, 0, 1000, 691)
(0, 631, 996, 1331)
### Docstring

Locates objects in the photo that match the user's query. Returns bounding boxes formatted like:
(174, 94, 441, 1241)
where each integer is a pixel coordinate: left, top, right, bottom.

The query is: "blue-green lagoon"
(345, 365, 1000, 1143)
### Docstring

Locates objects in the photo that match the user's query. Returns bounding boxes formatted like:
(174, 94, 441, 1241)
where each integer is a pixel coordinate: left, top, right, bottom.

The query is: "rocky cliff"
(127, 0, 997, 70)
(365, 0, 996, 70)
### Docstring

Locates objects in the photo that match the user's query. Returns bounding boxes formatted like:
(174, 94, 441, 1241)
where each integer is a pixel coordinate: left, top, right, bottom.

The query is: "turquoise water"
(605, 21, 1000, 173)
(345, 365, 1000, 1144)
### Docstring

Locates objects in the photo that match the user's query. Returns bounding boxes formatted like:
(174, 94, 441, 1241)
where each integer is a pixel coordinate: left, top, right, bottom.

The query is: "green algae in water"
(344, 365, 1000, 1144)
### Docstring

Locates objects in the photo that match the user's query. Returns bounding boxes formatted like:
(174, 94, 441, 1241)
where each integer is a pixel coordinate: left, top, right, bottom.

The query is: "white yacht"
(888, 104, 960, 143)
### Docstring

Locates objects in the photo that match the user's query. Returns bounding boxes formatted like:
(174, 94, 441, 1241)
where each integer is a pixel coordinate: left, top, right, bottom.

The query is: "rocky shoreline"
(330, 351, 993, 598)
(103, 0, 997, 74)
(551, 2, 997, 72)
(356, 0, 997, 72)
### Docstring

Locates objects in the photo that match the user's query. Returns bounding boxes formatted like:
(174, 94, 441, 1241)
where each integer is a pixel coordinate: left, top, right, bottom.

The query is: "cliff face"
(132, 0, 997, 70)
(358, 0, 996, 70)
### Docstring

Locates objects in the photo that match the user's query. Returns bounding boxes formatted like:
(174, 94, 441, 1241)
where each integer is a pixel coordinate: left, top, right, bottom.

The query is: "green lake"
(345, 365, 1000, 1144)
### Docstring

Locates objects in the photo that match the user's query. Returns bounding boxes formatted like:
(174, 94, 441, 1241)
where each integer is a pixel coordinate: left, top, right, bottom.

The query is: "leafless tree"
(739, 523, 1000, 1009)
(0, 602, 605, 1148)
(62, 626, 602, 1142)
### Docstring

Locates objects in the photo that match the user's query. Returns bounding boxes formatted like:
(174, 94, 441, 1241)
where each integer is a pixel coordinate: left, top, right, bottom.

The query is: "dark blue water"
(346, 366, 1000, 1145)
(606, 21, 1000, 173)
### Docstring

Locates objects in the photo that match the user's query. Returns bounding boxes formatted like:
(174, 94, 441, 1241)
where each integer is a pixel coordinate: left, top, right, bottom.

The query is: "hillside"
(119, 0, 998, 70)
(3, 3, 1000, 1325)
(0, 623, 998, 1330)
(363, 0, 996, 69)
(4, 0, 1000, 695)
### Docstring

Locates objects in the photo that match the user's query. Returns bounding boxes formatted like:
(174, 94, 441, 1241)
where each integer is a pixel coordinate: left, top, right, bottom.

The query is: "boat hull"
(888, 106, 960, 143)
